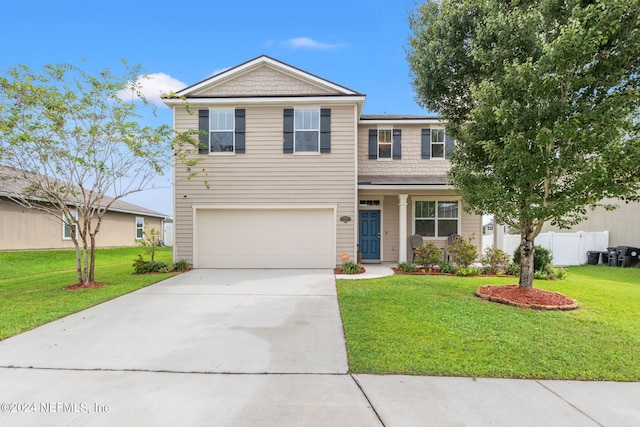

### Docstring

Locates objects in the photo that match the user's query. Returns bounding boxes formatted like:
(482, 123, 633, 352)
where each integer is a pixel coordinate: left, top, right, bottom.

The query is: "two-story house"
(164, 56, 481, 268)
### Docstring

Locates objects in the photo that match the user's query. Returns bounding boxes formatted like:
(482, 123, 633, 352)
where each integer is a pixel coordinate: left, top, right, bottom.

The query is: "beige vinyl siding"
(0, 197, 163, 251)
(193, 64, 338, 97)
(174, 103, 357, 265)
(541, 197, 640, 247)
(358, 124, 451, 177)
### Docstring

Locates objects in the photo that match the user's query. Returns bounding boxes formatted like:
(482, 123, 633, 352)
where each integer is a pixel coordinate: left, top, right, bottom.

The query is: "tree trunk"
(519, 220, 536, 289)
(89, 233, 96, 283)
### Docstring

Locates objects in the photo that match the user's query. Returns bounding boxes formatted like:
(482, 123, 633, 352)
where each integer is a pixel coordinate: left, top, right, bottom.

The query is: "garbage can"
(587, 251, 600, 265)
(616, 246, 631, 267)
(600, 251, 609, 265)
(607, 247, 618, 267)
(628, 247, 640, 267)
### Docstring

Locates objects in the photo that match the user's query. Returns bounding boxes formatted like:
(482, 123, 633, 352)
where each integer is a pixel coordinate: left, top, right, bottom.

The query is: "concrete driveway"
(0, 269, 379, 426)
(1, 269, 639, 426)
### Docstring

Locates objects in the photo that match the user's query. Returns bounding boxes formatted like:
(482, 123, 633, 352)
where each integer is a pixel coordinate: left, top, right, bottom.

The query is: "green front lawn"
(337, 265, 640, 381)
(0, 247, 175, 340)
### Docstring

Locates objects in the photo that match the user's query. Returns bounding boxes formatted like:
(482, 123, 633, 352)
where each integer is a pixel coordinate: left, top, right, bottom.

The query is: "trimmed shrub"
(397, 261, 418, 272)
(341, 260, 361, 274)
(481, 245, 511, 274)
(512, 245, 553, 272)
(414, 241, 443, 268)
(172, 259, 190, 271)
(448, 235, 478, 268)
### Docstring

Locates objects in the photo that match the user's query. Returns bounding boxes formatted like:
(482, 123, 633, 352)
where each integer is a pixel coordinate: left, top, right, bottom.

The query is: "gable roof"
(0, 166, 167, 218)
(171, 55, 363, 98)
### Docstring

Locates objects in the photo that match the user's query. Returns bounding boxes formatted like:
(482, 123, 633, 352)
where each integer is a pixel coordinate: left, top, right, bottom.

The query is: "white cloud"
(284, 37, 347, 50)
(118, 73, 187, 108)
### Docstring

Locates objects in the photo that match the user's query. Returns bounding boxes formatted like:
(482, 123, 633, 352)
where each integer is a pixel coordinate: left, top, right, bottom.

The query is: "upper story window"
(414, 200, 459, 237)
(421, 127, 453, 159)
(368, 129, 402, 160)
(283, 108, 331, 154)
(431, 129, 445, 158)
(197, 109, 246, 154)
(294, 109, 320, 152)
(210, 110, 235, 153)
(378, 129, 392, 159)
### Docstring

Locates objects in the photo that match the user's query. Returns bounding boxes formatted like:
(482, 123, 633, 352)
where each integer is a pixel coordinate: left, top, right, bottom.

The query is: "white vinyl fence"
(499, 231, 609, 266)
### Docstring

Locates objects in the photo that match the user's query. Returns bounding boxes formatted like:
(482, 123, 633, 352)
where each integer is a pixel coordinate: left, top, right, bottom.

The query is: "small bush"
(481, 245, 510, 274)
(505, 262, 520, 276)
(448, 235, 478, 268)
(440, 262, 457, 274)
(512, 245, 553, 272)
(341, 260, 361, 274)
(414, 241, 443, 268)
(172, 259, 190, 271)
(397, 261, 418, 272)
(456, 266, 481, 276)
(133, 255, 168, 274)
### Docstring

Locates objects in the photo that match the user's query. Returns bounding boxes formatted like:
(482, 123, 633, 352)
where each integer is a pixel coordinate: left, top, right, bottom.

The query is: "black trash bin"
(628, 247, 640, 266)
(607, 247, 618, 267)
(600, 251, 609, 265)
(616, 246, 631, 267)
(587, 251, 600, 265)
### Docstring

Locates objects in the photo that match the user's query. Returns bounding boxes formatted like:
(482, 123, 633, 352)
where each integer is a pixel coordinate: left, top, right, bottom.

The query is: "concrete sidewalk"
(0, 269, 638, 426)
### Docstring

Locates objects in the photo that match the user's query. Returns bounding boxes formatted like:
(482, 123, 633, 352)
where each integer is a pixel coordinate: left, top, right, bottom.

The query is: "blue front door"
(359, 210, 381, 259)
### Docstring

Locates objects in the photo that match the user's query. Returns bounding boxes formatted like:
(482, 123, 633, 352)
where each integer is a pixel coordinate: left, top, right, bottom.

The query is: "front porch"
(357, 184, 482, 264)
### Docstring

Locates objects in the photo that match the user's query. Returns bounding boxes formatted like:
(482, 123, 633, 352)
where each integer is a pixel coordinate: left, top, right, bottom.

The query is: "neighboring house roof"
(0, 166, 167, 219)
(170, 55, 364, 98)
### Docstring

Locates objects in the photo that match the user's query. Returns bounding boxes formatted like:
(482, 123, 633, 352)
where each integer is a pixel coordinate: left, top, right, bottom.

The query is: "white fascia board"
(358, 184, 454, 191)
(359, 118, 445, 125)
(163, 95, 366, 106)
(176, 56, 359, 97)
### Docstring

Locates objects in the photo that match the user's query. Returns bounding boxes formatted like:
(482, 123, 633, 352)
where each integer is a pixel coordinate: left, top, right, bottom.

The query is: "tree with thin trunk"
(0, 60, 189, 286)
(407, 0, 640, 288)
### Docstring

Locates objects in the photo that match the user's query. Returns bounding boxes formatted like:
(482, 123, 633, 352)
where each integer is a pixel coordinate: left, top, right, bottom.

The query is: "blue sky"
(1, 0, 429, 216)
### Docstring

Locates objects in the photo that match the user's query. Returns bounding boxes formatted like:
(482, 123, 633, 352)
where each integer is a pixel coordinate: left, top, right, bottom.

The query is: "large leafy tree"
(408, 0, 640, 288)
(0, 61, 187, 286)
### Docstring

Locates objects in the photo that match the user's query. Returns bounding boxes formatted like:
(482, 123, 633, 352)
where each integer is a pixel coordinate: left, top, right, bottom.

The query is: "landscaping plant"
(481, 245, 510, 274)
(448, 235, 478, 268)
(413, 241, 442, 268)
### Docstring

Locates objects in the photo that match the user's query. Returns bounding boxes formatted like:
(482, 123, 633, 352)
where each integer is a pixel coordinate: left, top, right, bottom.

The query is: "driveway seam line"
(535, 380, 604, 427)
(349, 374, 386, 427)
(0, 366, 350, 376)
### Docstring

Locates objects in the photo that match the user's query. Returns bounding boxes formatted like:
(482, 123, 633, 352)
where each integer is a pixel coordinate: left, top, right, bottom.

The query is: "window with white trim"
(294, 108, 320, 152)
(378, 129, 392, 159)
(62, 209, 77, 240)
(135, 217, 144, 240)
(431, 129, 445, 158)
(414, 201, 459, 237)
(209, 109, 235, 152)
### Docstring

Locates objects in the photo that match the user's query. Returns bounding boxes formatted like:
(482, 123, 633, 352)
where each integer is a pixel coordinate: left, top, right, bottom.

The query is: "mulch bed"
(334, 267, 366, 275)
(476, 285, 578, 311)
(65, 282, 107, 290)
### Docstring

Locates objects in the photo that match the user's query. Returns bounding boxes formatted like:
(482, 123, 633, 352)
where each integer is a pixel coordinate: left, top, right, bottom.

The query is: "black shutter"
(445, 131, 454, 158)
(320, 108, 331, 153)
(392, 129, 402, 159)
(368, 129, 378, 159)
(283, 108, 294, 153)
(198, 109, 209, 154)
(235, 109, 245, 153)
(421, 128, 431, 159)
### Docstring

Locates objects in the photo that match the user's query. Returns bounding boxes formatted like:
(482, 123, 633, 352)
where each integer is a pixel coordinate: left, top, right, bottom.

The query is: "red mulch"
(334, 267, 366, 275)
(65, 282, 107, 290)
(476, 285, 578, 311)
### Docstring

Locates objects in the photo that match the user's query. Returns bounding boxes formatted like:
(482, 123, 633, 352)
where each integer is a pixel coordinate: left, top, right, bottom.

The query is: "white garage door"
(195, 208, 335, 268)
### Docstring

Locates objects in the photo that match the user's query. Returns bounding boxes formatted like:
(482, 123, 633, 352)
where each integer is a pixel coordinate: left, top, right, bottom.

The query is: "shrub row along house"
(164, 56, 482, 268)
(0, 166, 167, 251)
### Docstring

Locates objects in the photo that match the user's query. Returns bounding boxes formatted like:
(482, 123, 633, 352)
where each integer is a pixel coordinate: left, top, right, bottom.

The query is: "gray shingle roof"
(0, 165, 167, 218)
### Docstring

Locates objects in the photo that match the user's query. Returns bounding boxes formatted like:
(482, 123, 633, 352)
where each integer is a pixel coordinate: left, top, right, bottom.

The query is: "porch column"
(398, 194, 409, 262)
